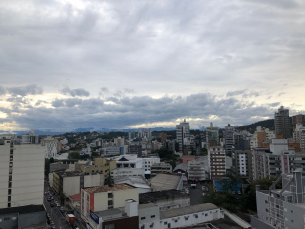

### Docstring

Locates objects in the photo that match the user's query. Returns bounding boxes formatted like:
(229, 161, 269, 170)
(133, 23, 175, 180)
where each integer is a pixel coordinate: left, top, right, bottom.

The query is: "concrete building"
(274, 106, 291, 139)
(179, 155, 197, 164)
(114, 137, 124, 146)
(50, 159, 83, 172)
(128, 130, 137, 140)
(250, 126, 275, 148)
(138, 128, 152, 139)
(291, 113, 305, 131)
(81, 158, 116, 180)
(139, 189, 190, 211)
(68, 193, 81, 209)
(102, 146, 126, 156)
(151, 174, 183, 191)
(293, 123, 305, 151)
(0, 205, 46, 229)
(161, 132, 167, 142)
(0, 136, 45, 208)
(110, 167, 145, 178)
(232, 150, 252, 178)
(81, 184, 139, 221)
(41, 136, 58, 159)
(151, 163, 172, 178)
(206, 122, 219, 149)
(86, 199, 139, 229)
(188, 156, 209, 181)
(251, 170, 305, 229)
(252, 139, 305, 179)
(173, 163, 188, 175)
(52, 171, 104, 197)
(225, 124, 235, 154)
(208, 146, 226, 179)
(21, 129, 39, 144)
(139, 203, 224, 229)
(114, 176, 151, 193)
(128, 144, 142, 157)
(176, 119, 191, 153)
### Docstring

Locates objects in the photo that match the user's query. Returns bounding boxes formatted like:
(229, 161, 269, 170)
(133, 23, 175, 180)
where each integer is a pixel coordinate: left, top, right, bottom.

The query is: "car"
(71, 224, 79, 229)
(44, 192, 48, 195)
(56, 203, 60, 207)
(63, 212, 67, 217)
(60, 207, 64, 212)
(47, 198, 51, 202)
(50, 223, 56, 229)
(50, 203, 55, 207)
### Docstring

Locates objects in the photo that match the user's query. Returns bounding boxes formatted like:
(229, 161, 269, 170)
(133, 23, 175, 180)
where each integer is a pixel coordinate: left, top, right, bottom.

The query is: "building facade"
(291, 114, 305, 131)
(0, 136, 45, 208)
(41, 136, 58, 159)
(188, 156, 209, 181)
(208, 146, 226, 179)
(151, 163, 172, 178)
(225, 124, 235, 154)
(232, 150, 252, 178)
(176, 119, 190, 153)
(274, 106, 291, 139)
(206, 122, 219, 149)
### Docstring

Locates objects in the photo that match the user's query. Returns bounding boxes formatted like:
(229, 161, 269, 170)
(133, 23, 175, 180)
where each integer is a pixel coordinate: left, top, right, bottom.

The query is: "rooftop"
(70, 193, 81, 201)
(173, 163, 188, 172)
(0, 205, 45, 215)
(94, 208, 124, 217)
(151, 174, 182, 191)
(139, 189, 189, 204)
(55, 170, 86, 177)
(160, 203, 218, 219)
(83, 184, 136, 194)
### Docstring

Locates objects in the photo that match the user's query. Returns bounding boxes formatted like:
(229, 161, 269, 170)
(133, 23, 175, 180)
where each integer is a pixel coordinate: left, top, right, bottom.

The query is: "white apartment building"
(41, 136, 57, 159)
(293, 123, 305, 151)
(188, 156, 209, 181)
(208, 146, 226, 179)
(0, 135, 45, 208)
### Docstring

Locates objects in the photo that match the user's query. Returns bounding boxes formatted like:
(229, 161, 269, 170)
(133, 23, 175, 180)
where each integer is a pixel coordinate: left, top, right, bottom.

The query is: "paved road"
(44, 184, 71, 229)
(186, 183, 204, 205)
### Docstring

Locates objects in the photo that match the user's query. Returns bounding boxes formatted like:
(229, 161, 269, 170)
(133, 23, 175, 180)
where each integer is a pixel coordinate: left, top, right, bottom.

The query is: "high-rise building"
(161, 132, 167, 142)
(128, 130, 137, 140)
(138, 129, 152, 139)
(250, 126, 275, 148)
(291, 114, 305, 131)
(41, 136, 58, 159)
(0, 135, 45, 208)
(208, 146, 226, 179)
(224, 124, 234, 154)
(21, 129, 39, 144)
(176, 119, 190, 153)
(232, 150, 252, 178)
(274, 106, 291, 138)
(205, 122, 219, 149)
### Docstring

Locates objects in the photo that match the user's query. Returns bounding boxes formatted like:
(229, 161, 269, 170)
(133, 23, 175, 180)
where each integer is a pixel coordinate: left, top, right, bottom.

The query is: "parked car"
(47, 198, 51, 202)
(56, 203, 60, 207)
(50, 203, 55, 207)
(60, 207, 64, 213)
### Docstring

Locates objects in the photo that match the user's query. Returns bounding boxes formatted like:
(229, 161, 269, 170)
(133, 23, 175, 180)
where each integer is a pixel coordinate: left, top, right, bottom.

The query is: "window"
(151, 215, 155, 218)
(11, 217, 17, 221)
(4, 217, 10, 221)
(105, 224, 115, 229)
(108, 200, 113, 205)
(108, 193, 113, 198)
(141, 217, 146, 220)
(205, 214, 208, 216)
(164, 222, 167, 225)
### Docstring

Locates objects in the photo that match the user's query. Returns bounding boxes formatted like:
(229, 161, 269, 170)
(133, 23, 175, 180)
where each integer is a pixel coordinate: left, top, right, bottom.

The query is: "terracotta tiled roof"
(70, 193, 81, 201)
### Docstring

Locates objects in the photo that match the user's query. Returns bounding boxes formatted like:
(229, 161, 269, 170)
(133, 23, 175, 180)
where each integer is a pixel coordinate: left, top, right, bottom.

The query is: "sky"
(1, 0, 305, 131)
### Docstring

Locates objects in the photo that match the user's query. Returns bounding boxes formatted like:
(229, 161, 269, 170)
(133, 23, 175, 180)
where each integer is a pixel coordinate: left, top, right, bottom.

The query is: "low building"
(50, 159, 82, 172)
(86, 199, 139, 229)
(110, 167, 145, 178)
(179, 155, 197, 164)
(69, 193, 81, 209)
(139, 189, 190, 211)
(139, 203, 224, 229)
(81, 184, 139, 222)
(0, 205, 46, 229)
(151, 163, 172, 178)
(150, 174, 183, 191)
(81, 158, 116, 180)
(114, 176, 151, 193)
(52, 171, 104, 197)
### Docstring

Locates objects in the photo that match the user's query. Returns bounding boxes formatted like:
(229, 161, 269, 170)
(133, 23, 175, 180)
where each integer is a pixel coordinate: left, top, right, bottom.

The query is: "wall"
(113, 188, 139, 209)
(0, 212, 18, 228)
(18, 211, 46, 228)
(283, 201, 305, 229)
(0, 143, 10, 208)
(139, 205, 160, 224)
(251, 215, 275, 229)
(84, 174, 104, 188)
(63, 176, 80, 197)
(102, 216, 139, 229)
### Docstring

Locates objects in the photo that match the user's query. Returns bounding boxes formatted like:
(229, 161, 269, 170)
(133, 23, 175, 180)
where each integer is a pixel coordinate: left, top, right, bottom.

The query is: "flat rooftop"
(160, 203, 218, 219)
(150, 174, 182, 191)
(55, 170, 89, 177)
(83, 184, 135, 194)
(139, 189, 189, 204)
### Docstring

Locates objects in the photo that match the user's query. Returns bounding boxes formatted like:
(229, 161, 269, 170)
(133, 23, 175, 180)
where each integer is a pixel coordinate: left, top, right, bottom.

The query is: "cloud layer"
(0, 0, 305, 131)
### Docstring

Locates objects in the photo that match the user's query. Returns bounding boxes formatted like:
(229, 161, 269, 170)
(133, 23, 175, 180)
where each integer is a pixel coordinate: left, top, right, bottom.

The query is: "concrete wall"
(0, 212, 18, 229)
(251, 215, 275, 229)
(93, 192, 108, 211)
(84, 173, 104, 188)
(64, 176, 81, 197)
(0, 143, 10, 208)
(283, 201, 305, 229)
(256, 191, 269, 224)
(113, 188, 139, 209)
(139, 205, 160, 224)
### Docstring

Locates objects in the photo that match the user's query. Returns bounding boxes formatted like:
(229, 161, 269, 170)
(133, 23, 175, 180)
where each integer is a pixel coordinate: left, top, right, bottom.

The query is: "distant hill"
(236, 119, 275, 131)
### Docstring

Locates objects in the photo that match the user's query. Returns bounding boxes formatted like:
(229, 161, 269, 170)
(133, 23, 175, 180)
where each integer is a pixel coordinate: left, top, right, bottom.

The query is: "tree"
(68, 152, 80, 159)
(49, 157, 55, 163)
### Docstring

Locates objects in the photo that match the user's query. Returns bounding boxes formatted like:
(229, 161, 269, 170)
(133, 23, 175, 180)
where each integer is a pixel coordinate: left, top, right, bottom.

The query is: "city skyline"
(1, 0, 305, 131)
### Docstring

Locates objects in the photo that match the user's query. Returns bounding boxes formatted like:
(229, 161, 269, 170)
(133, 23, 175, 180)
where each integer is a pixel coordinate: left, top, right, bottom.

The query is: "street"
(185, 183, 204, 206)
(44, 183, 71, 229)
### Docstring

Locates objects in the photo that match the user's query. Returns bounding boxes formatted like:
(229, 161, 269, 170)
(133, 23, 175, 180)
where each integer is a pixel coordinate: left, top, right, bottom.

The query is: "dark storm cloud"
(60, 87, 90, 97)
(6, 84, 43, 96)
(1, 92, 276, 131)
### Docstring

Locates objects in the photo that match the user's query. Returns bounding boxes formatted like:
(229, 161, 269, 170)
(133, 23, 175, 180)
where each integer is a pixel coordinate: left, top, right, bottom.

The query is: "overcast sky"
(1, 0, 305, 131)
